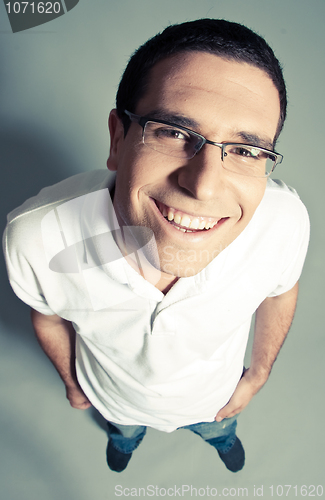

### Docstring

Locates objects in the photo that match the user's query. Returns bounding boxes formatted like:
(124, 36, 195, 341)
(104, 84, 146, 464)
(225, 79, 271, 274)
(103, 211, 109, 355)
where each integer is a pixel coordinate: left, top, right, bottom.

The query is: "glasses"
(124, 110, 283, 178)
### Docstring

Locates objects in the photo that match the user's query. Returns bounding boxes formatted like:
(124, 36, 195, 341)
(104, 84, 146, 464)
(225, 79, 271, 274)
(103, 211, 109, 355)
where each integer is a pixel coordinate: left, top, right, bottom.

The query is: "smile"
(155, 200, 224, 233)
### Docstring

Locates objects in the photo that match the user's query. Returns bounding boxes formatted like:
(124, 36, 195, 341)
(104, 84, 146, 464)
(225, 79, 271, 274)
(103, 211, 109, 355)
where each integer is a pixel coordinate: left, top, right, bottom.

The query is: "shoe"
(106, 439, 132, 472)
(217, 437, 245, 472)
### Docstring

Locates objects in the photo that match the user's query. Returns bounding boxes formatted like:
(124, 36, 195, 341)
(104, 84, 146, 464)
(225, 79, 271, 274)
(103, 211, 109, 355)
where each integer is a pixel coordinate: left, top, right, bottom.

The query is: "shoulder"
(264, 178, 308, 210)
(250, 178, 310, 273)
(4, 169, 114, 260)
(238, 178, 310, 264)
(259, 178, 309, 227)
(6, 169, 113, 224)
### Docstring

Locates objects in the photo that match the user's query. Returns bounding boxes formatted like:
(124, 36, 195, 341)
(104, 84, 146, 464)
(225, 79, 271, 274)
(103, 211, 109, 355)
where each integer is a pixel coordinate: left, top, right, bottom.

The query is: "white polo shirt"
(3, 170, 310, 432)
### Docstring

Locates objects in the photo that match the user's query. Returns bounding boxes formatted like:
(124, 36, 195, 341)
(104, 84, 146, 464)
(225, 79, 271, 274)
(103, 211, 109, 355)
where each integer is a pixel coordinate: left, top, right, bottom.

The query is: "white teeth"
(190, 218, 200, 229)
(167, 209, 174, 221)
(174, 213, 182, 225)
(204, 220, 218, 230)
(159, 202, 219, 231)
(180, 215, 191, 228)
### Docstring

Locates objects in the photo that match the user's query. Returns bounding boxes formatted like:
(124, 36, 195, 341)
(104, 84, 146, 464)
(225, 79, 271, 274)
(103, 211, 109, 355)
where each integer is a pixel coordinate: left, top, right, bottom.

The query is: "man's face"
(107, 52, 280, 279)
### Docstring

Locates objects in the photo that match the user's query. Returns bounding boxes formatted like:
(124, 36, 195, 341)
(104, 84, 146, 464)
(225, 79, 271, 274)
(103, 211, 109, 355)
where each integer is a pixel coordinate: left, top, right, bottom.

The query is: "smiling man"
(3, 19, 309, 474)
(108, 51, 280, 287)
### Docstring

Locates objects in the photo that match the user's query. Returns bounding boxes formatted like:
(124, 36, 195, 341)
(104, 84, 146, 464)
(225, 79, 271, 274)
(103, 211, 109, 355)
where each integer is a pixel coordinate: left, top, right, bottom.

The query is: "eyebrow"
(236, 132, 274, 151)
(143, 110, 200, 130)
(143, 110, 274, 151)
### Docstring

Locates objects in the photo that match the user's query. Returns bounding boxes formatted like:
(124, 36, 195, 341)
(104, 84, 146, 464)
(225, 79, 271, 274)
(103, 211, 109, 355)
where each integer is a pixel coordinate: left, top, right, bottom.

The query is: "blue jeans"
(106, 416, 237, 455)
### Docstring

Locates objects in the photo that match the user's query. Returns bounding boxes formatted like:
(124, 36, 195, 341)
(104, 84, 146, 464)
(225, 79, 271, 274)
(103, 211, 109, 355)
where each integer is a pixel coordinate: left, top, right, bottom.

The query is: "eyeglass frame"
(124, 109, 283, 178)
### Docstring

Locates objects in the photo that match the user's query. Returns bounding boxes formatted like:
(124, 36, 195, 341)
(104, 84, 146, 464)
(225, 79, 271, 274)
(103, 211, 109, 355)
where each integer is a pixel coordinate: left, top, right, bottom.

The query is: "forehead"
(136, 52, 280, 142)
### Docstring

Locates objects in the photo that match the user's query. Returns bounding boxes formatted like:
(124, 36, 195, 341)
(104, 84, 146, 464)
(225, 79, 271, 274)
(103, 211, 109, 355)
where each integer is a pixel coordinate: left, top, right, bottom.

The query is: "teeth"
(167, 209, 174, 221)
(204, 220, 218, 230)
(190, 218, 200, 229)
(174, 213, 182, 225)
(180, 215, 191, 228)
(158, 201, 220, 231)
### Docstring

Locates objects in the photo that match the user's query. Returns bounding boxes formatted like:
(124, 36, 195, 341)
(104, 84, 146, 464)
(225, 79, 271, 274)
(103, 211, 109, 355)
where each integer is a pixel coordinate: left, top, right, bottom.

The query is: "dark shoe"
(217, 437, 245, 472)
(106, 440, 132, 472)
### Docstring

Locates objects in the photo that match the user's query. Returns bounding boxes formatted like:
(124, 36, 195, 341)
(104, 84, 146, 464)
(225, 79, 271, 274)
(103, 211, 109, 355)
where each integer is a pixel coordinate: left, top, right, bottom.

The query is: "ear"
(106, 109, 125, 172)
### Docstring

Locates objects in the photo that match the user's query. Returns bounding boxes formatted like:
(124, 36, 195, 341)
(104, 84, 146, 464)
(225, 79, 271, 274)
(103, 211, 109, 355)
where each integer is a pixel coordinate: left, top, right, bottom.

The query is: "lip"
(150, 197, 229, 240)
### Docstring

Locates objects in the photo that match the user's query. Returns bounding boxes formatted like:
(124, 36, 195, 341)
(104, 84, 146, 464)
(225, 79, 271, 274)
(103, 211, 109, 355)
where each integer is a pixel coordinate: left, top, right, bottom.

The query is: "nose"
(177, 143, 226, 201)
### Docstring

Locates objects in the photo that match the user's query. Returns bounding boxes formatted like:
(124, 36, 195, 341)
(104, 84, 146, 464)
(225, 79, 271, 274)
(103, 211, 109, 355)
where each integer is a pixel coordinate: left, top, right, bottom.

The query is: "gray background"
(0, 1, 324, 499)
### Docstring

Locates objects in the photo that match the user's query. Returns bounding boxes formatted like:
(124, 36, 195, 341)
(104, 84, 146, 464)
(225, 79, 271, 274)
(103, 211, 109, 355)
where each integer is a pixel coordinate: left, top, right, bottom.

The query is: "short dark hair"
(116, 19, 287, 143)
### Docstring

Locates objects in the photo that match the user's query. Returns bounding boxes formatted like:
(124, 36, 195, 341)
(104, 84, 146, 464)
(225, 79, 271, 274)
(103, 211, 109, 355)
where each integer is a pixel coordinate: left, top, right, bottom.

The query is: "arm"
(216, 281, 299, 422)
(30, 309, 91, 410)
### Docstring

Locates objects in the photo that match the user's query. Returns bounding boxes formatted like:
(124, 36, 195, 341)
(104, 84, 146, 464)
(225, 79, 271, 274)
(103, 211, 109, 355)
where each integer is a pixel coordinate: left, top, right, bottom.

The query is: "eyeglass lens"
(143, 121, 276, 177)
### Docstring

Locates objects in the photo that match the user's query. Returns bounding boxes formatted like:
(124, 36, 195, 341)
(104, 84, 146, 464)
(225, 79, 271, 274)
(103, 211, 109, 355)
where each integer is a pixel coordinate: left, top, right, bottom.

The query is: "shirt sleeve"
(268, 200, 310, 297)
(3, 224, 56, 316)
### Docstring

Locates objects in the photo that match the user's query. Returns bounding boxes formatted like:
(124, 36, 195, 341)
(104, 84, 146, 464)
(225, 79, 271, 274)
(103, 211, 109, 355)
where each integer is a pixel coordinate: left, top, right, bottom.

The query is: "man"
(3, 19, 309, 473)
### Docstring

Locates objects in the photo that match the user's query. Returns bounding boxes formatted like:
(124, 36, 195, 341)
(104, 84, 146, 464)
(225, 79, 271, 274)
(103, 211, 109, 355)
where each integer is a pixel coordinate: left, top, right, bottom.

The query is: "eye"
(154, 126, 191, 142)
(231, 146, 261, 159)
